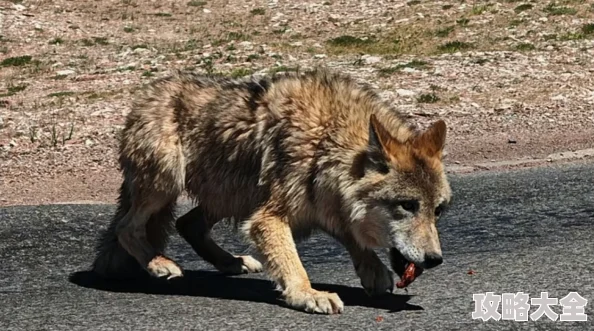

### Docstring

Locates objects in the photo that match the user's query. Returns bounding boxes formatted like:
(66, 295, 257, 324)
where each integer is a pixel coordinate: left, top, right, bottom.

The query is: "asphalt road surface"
(1, 162, 593, 331)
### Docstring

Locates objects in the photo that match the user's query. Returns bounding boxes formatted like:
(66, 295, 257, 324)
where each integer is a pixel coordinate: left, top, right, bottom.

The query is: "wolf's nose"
(422, 253, 443, 269)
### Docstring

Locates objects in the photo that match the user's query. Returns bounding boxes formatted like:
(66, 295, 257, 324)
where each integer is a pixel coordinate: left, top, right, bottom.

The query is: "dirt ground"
(1, 0, 593, 206)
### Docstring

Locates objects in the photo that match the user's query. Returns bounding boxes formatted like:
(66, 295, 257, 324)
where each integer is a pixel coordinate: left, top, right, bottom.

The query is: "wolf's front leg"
(353, 250, 394, 296)
(245, 208, 344, 314)
(337, 234, 394, 296)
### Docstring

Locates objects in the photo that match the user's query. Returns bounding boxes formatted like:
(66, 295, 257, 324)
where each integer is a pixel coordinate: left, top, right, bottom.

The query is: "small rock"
(362, 55, 382, 65)
(9, 140, 17, 148)
(290, 42, 303, 47)
(239, 41, 254, 50)
(402, 67, 417, 73)
(34, 23, 42, 30)
(133, 47, 150, 54)
(396, 89, 415, 97)
(56, 69, 75, 76)
(328, 14, 341, 22)
(13, 4, 26, 11)
(85, 139, 94, 147)
(314, 54, 327, 59)
(551, 95, 566, 102)
(539, 17, 548, 22)
(288, 55, 297, 61)
(203, 8, 211, 13)
(271, 13, 284, 22)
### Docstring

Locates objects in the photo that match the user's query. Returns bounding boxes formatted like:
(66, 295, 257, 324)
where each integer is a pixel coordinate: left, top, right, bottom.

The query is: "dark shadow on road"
(69, 269, 423, 313)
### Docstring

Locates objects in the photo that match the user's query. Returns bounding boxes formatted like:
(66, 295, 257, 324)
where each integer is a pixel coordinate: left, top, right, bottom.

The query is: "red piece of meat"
(396, 263, 423, 288)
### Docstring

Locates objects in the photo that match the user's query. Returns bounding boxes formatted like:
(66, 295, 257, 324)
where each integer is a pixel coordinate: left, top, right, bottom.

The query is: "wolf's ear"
(368, 114, 393, 157)
(363, 114, 399, 174)
(413, 119, 447, 158)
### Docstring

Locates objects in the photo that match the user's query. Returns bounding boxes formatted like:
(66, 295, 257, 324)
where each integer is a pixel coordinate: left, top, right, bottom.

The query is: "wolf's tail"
(91, 180, 142, 278)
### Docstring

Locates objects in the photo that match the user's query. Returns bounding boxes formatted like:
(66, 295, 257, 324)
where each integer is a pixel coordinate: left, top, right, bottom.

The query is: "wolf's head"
(350, 114, 452, 272)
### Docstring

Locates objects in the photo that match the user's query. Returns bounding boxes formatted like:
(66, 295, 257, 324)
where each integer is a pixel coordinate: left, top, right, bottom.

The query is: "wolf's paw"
(147, 255, 183, 280)
(357, 259, 394, 296)
(283, 288, 344, 314)
(216, 255, 263, 275)
(238, 255, 264, 273)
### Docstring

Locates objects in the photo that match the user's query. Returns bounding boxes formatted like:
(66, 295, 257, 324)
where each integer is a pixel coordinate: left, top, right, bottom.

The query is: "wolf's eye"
(400, 200, 419, 213)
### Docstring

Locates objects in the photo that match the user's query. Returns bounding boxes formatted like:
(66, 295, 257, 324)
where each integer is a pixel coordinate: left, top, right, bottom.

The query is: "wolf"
(91, 68, 452, 315)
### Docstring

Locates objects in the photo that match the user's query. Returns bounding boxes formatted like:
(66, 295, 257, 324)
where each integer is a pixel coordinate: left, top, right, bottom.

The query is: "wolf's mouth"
(389, 248, 424, 288)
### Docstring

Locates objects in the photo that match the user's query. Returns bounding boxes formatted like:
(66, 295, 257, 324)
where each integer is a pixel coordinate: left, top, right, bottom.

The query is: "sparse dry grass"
(1, 55, 34, 67)
(1, 0, 592, 133)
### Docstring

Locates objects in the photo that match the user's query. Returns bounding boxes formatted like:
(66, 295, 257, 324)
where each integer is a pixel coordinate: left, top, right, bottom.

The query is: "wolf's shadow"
(69, 270, 423, 313)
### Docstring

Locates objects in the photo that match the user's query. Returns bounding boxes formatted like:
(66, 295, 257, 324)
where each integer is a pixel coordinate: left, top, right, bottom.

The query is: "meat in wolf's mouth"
(389, 248, 424, 288)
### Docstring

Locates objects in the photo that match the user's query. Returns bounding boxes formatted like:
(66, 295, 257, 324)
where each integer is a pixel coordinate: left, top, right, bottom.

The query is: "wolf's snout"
(421, 253, 443, 269)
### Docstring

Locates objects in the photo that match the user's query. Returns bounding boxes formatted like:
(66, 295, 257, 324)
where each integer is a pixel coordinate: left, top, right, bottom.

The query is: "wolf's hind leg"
(175, 205, 263, 274)
(93, 182, 182, 279)
(115, 192, 183, 279)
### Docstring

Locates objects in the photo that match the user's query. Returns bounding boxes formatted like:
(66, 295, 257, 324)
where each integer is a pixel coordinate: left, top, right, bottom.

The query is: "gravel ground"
(1, 0, 594, 205)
